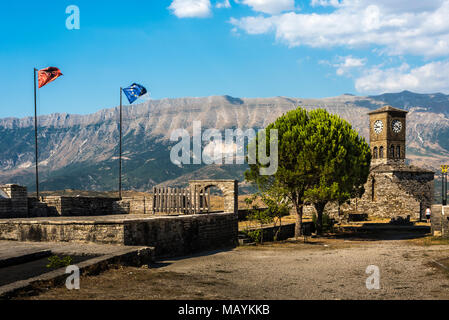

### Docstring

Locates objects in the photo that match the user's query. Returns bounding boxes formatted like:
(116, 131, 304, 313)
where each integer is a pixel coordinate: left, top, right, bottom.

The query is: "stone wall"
(0, 199, 13, 218)
(431, 205, 449, 238)
(124, 213, 238, 257)
(1, 180, 237, 218)
(0, 220, 125, 244)
(304, 165, 435, 221)
(245, 223, 302, 242)
(27, 196, 127, 217)
(0, 212, 239, 257)
(116, 196, 153, 215)
(0, 185, 28, 218)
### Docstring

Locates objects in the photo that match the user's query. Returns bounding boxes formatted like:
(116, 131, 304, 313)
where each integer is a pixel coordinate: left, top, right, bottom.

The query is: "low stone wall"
(117, 196, 153, 215)
(0, 212, 239, 257)
(302, 170, 434, 221)
(0, 220, 125, 244)
(257, 223, 296, 241)
(28, 196, 127, 217)
(431, 205, 449, 238)
(244, 222, 314, 242)
(124, 213, 238, 257)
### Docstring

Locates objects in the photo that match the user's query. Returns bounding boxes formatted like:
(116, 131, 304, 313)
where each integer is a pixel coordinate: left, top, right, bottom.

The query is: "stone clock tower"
(369, 106, 407, 165)
(319, 105, 435, 221)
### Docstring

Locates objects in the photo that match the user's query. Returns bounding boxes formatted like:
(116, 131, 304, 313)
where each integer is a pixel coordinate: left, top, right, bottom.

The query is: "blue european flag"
(122, 83, 148, 104)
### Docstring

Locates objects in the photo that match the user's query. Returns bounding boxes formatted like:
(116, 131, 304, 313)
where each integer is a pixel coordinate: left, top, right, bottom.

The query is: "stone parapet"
(0, 185, 28, 218)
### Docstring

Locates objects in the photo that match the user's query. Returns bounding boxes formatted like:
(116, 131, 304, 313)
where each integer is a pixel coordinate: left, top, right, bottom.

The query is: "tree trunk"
(294, 202, 304, 238)
(314, 202, 326, 236)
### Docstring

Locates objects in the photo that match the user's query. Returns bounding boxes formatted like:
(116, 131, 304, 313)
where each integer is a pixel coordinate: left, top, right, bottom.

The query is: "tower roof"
(368, 105, 408, 115)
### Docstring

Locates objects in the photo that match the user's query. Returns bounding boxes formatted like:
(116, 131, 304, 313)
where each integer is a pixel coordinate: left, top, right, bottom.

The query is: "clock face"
(373, 120, 383, 134)
(392, 120, 402, 133)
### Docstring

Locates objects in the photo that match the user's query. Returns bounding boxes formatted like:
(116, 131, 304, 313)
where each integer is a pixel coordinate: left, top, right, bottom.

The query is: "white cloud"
(355, 61, 449, 94)
(311, 0, 444, 13)
(231, 0, 449, 58)
(216, 0, 231, 9)
(310, 0, 343, 7)
(169, 0, 212, 18)
(229, 16, 274, 34)
(334, 56, 366, 76)
(239, 0, 295, 15)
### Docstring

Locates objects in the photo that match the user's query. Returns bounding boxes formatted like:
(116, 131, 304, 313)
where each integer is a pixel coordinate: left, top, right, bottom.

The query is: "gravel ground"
(24, 238, 449, 300)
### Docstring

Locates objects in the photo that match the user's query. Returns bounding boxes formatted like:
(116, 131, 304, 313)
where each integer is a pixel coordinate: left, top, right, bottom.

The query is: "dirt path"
(24, 239, 449, 300)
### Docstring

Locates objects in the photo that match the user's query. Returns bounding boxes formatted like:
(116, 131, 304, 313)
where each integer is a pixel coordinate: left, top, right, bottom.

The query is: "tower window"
(396, 146, 401, 158)
(390, 145, 395, 158)
(379, 146, 384, 159)
(373, 147, 378, 159)
(371, 177, 375, 201)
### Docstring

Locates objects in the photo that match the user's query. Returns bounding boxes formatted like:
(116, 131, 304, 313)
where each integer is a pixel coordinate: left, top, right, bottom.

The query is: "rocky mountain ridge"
(0, 91, 448, 192)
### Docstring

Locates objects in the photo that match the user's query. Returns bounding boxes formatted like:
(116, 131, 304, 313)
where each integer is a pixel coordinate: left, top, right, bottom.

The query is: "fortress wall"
(355, 172, 421, 219)
(124, 212, 238, 257)
(0, 212, 238, 257)
(27, 196, 127, 217)
(303, 170, 434, 221)
(431, 205, 449, 238)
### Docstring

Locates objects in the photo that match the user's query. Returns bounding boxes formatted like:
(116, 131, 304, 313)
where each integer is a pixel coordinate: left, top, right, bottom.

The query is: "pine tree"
(245, 107, 371, 237)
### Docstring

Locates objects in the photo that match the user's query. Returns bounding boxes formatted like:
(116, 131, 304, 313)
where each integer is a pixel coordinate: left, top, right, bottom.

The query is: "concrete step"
(0, 250, 52, 269)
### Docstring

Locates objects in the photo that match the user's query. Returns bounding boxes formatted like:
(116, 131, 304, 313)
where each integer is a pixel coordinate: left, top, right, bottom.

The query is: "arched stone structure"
(188, 180, 238, 214)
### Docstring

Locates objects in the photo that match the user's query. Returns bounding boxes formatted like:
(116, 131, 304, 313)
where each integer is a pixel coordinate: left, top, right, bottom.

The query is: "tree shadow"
(150, 247, 236, 269)
(330, 222, 431, 241)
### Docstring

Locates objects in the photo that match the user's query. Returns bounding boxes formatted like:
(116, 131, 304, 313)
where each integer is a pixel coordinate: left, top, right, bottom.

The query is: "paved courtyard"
(21, 237, 449, 300)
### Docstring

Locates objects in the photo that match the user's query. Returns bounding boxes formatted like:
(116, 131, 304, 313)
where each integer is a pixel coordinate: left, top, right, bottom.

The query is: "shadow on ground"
(331, 222, 430, 241)
(150, 247, 235, 269)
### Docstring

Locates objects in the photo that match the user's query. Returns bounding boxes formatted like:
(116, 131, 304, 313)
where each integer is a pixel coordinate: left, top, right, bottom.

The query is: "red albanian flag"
(38, 67, 63, 88)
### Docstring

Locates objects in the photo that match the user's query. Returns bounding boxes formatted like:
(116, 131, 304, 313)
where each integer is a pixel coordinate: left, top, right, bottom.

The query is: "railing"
(152, 187, 210, 214)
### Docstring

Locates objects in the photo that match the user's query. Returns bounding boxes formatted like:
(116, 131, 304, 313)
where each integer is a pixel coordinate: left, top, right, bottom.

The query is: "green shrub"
(46, 255, 73, 269)
(243, 229, 262, 243)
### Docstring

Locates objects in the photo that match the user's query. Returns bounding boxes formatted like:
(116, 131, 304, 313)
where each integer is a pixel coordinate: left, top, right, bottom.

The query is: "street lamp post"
(442, 165, 448, 206)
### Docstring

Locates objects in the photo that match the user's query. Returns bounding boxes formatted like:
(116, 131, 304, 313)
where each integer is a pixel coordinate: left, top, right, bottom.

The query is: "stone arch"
(188, 180, 238, 214)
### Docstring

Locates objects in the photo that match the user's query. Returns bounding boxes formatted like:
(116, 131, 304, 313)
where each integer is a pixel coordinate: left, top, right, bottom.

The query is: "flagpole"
(34, 68, 39, 200)
(119, 87, 122, 200)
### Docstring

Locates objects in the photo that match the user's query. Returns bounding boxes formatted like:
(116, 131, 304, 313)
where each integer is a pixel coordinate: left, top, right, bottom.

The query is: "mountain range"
(1, 91, 448, 195)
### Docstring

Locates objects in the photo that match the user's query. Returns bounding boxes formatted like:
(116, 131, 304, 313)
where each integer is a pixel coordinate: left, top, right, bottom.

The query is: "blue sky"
(1, 0, 448, 118)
